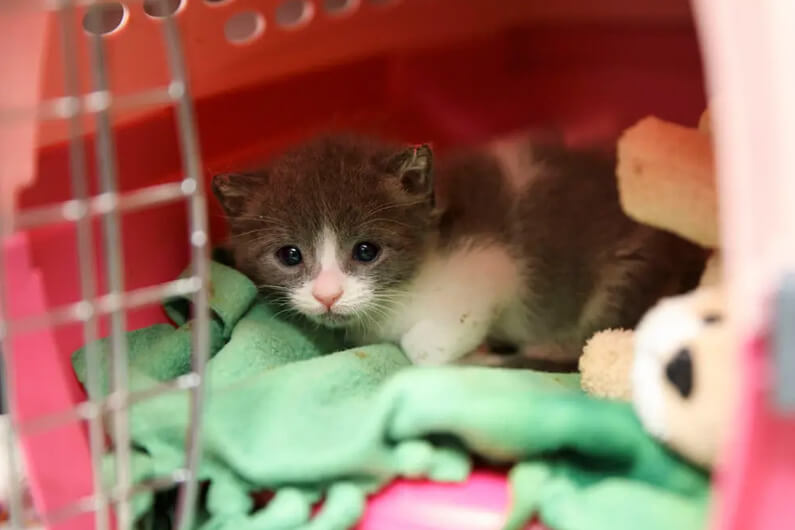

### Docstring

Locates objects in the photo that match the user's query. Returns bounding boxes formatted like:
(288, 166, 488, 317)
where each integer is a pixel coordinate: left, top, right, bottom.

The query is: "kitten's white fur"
(355, 240, 522, 365)
(290, 227, 523, 364)
(394, 243, 522, 365)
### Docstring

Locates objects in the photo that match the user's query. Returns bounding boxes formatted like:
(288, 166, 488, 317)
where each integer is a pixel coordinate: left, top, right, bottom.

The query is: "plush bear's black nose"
(665, 347, 693, 398)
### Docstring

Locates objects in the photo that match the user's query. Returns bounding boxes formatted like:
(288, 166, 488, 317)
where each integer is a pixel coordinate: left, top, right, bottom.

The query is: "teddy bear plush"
(579, 109, 737, 469)
(631, 284, 737, 469)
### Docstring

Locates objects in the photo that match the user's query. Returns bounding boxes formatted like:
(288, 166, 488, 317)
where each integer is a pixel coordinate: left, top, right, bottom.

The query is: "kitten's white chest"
(353, 242, 523, 364)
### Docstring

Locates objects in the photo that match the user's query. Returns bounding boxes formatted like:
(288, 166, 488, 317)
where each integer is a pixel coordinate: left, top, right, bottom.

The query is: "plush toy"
(579, 109, 738, 469)
(580, 328, 634, 401)
(579, 253, 722, 403)
(632, 284, 736, 469)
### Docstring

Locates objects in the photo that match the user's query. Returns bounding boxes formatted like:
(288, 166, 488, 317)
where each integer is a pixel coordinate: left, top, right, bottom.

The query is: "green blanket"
(72, 261, 709, 530)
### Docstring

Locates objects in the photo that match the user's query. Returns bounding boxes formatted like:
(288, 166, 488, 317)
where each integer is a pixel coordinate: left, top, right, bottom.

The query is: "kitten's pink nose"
(312, 270, 344, 309)
(312, 289, 342, 309)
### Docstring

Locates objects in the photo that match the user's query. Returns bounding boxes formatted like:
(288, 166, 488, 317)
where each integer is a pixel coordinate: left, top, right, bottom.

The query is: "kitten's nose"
(313, 289, 342, 309)
(313, 269, 344, 310)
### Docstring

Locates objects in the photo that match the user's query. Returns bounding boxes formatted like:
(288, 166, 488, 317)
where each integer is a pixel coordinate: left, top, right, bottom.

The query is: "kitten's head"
(212, 134, 436, 328)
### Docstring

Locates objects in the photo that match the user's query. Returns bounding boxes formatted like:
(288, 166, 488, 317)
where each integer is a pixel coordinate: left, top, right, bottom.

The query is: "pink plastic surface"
(35, 0, 694, 149)
(0, 6, 93, 530)
(358, 472, 539, 530)
(0, 7, 49, 213)
(691, 0, 795, 528)
(708, 338, 795, 530)
(3, 236, 94, 530)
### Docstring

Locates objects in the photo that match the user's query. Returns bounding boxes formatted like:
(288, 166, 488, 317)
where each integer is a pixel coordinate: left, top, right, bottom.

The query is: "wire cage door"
(0, 2, 210, 529)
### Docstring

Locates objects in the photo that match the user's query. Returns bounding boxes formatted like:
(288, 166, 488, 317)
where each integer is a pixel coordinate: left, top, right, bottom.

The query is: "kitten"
(212, 133, 707, 366)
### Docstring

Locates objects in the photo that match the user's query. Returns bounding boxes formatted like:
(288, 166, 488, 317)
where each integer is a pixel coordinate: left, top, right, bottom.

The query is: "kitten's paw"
(400, 320, 475, 365)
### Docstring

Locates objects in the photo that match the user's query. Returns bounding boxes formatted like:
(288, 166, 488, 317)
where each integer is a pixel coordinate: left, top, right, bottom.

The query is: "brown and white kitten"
(213, 133, 707, 366)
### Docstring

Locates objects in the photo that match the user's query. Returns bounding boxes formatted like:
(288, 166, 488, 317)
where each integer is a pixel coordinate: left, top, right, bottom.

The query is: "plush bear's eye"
(702, 313, 723, 325)
(665, 347, 693, 398)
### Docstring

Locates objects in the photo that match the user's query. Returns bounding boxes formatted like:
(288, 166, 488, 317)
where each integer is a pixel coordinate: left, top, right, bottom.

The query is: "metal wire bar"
(55, 2, 110, 529)
(7, 276, 200, 336)
(0, 86, 175, 126)
(159, 5, 211, 528)
(17, 373, 200, 437)
(86, 9, 133, 528)
(13, 180, 194, 232)
(40, 468, 189, 527)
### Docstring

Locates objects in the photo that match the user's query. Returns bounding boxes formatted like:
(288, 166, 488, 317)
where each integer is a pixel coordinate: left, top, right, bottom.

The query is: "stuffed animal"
(579, 253, 721, 403)
(579, 108, 737, 469)
(632, 285, 737, 469)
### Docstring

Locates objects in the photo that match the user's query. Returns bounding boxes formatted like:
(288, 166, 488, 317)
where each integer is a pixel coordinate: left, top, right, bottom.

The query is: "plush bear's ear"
(386, 144, 434, 198)
(211, 172, 262, 217)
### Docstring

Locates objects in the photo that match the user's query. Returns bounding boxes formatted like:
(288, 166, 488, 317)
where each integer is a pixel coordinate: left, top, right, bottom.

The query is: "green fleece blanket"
(72, 261, 709, 530)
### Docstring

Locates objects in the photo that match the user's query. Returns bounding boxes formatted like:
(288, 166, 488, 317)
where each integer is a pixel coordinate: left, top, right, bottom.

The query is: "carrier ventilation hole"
(276, 0, 314, 28)
(143, 0, 184, 17)
(224, 11, 265, 44)
(324, 0, 358, 15)
(82, 2, 128, 36)
(369, 0, 399, 4)
(204, 0, 230, 3)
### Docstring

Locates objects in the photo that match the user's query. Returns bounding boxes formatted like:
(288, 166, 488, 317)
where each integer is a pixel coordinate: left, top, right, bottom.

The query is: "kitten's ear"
(212, 173, 260, 217)
(387, 144, 434, 197)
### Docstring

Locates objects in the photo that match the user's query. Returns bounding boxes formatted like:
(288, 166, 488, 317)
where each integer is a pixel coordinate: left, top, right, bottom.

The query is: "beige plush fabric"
(617, 116, 718, 248)
(579, 329, 634, 401)
(645, 287, 735, 469)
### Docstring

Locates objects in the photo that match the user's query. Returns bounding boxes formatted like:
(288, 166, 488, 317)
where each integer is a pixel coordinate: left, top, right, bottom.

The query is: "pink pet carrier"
(0, 0, 793, 529)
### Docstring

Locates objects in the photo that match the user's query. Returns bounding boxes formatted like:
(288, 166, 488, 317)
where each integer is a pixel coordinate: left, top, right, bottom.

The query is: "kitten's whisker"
(229, 227, 289, 242)
(226, 214, 283, 223)
(225, 227, 279, 240)
(357, 309, 379, 334)
(371, 291, 411, 300)
(363, 199, 427, 219)
(255, 283, 291, 292)
(357, 217, 415, 230)
(370, 293, 413, 308)
(270, 307, 297, 320)
(362, 300, 399, 324)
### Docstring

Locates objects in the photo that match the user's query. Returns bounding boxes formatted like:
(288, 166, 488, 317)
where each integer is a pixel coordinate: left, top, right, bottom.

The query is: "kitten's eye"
(276, 245, 303, 267)
(352, 242, 380, 263)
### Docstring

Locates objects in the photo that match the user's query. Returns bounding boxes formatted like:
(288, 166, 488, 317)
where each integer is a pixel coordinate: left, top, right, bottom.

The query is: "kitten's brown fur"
(214, 136, 437, 295)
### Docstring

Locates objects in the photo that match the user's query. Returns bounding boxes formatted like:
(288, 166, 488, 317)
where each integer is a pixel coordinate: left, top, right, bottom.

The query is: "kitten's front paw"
(400, 320, 470, 365)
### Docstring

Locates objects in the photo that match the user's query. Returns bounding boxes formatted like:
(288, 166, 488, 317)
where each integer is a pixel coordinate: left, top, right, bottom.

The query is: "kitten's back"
(436, 140, 707, 359)
(515, 145, 706, 347)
